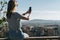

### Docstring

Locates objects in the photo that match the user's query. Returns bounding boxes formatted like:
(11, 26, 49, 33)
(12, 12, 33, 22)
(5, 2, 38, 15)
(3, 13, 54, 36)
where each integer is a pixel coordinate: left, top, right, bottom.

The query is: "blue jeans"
(7, 30, 24, 40)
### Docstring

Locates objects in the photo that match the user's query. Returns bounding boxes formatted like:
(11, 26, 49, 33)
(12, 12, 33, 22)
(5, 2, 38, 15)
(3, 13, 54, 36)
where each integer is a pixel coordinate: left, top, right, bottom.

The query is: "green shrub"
(0, 20, 3, 24)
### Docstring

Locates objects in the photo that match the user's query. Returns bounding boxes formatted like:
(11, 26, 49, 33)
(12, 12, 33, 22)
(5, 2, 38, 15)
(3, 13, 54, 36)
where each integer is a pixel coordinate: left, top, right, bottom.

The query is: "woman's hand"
(22, 7, 32, 15)
(22, 7, 31, 20)
(22, 13, 27, 15)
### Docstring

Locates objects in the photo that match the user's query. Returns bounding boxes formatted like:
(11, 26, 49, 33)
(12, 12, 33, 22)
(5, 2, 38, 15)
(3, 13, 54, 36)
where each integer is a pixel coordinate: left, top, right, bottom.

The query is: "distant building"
(43, 25, 59, 36)
(22, 24, 59, 36)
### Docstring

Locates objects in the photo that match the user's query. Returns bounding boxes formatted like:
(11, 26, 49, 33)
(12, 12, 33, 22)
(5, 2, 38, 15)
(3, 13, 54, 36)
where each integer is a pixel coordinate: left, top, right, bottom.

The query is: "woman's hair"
(6, 0, 15, 19)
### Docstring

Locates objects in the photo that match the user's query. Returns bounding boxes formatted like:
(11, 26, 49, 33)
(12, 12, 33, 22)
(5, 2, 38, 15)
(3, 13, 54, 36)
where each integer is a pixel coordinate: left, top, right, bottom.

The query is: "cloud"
(30, 10, 60, 20)
(32, 10, 60, 14)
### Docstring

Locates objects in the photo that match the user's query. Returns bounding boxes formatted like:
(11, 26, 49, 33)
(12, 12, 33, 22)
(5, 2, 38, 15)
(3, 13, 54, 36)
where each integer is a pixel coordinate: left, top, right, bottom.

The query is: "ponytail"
(6, 0, 15, 19)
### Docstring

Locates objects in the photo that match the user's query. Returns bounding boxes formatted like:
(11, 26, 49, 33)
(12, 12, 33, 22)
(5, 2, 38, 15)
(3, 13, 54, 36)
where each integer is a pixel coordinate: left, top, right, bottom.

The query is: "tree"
(0, 0, 7, 24)
(0, 0, 7, 16)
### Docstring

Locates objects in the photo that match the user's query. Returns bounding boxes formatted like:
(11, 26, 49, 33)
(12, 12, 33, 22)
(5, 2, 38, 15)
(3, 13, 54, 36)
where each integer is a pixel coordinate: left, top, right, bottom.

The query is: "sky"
(1, 0, 60, 20)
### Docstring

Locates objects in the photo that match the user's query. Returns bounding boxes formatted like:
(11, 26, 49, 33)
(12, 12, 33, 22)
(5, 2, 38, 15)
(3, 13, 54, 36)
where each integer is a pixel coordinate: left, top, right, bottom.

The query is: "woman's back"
(7, 12, 22, 31)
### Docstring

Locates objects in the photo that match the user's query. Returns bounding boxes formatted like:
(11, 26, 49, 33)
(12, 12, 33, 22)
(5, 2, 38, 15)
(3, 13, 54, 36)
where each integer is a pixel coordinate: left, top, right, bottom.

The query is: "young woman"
(6, 0, 30, 40)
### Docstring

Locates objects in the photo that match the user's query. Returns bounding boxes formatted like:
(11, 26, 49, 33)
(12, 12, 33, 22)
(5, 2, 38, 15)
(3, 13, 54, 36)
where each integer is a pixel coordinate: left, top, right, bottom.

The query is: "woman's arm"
(20, 7, 32, 20)
(22, 7, 31, 15)
(21, 15, 29, 20)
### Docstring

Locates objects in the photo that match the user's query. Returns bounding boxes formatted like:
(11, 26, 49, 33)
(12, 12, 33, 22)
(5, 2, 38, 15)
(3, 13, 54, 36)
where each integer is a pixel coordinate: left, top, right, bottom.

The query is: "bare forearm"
(22, 17, 29, 20)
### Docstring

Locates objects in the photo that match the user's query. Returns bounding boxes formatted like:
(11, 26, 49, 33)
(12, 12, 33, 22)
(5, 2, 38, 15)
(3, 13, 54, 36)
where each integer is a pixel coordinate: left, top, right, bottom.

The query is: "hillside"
(22, 19, 60, 26)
